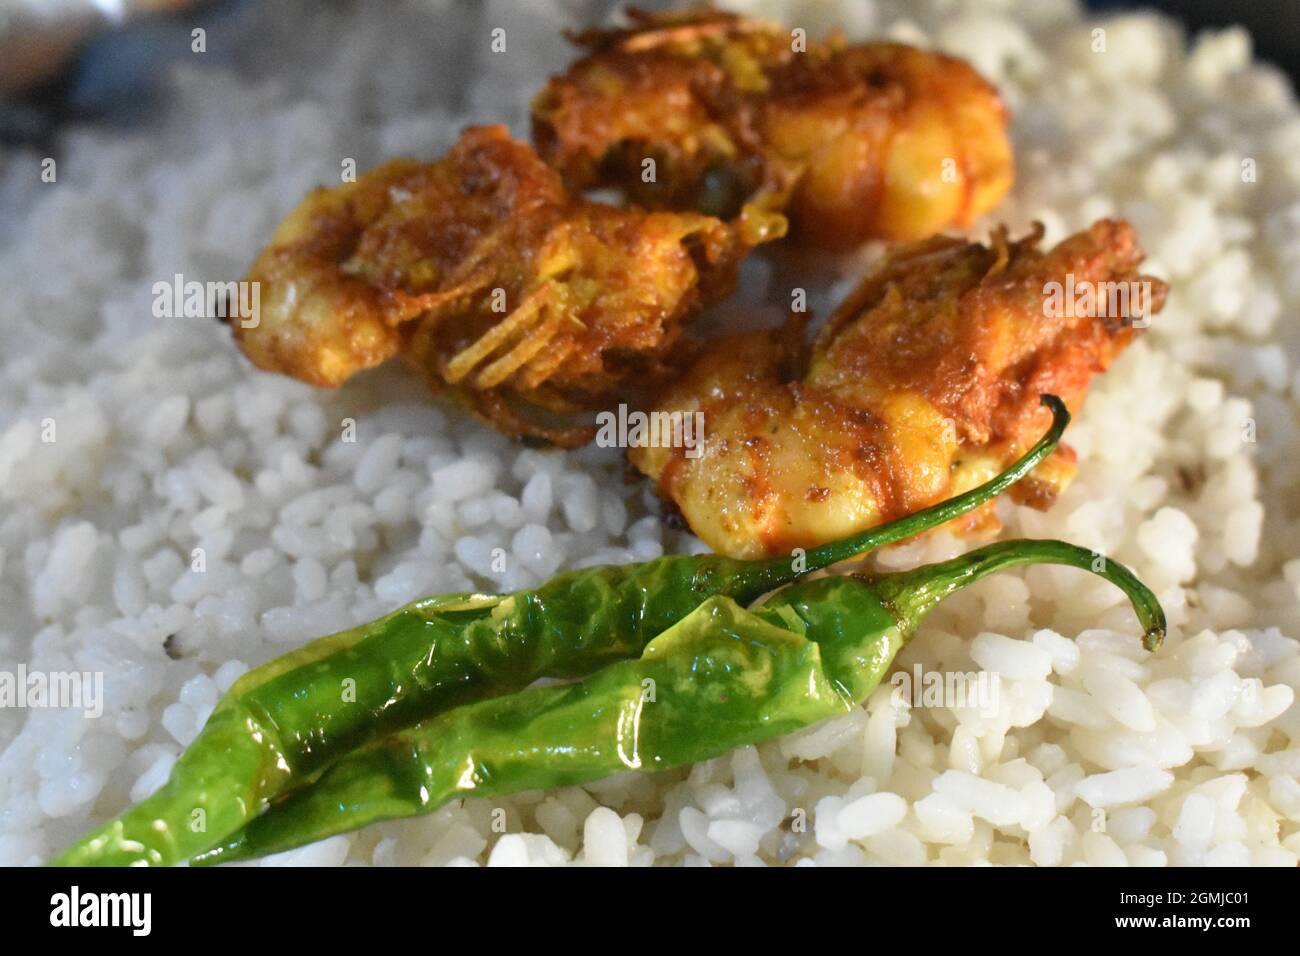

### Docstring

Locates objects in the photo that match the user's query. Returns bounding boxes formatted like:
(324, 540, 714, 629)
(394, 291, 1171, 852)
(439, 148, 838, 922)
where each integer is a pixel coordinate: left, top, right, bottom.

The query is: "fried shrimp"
(629, 220, 1168, 559)
(531, 8, 1014, 246)
(236, 125, 779, 445)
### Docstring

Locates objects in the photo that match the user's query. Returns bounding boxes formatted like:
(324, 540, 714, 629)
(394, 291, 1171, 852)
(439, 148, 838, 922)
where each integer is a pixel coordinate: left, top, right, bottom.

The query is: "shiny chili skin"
(196, 537, 1164, 864)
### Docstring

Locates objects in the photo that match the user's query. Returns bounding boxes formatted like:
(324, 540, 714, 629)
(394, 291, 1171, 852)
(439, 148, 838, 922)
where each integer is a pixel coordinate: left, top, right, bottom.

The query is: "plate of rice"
(2, 0, 1299, 867)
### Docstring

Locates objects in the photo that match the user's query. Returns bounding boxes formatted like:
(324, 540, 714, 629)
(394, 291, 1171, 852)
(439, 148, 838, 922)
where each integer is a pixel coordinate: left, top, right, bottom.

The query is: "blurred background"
(1, 0, 1297, 150)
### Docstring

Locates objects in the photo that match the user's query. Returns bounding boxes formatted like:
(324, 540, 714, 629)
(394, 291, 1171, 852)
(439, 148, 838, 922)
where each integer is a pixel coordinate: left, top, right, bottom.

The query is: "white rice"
(2, 0, 1299, 866)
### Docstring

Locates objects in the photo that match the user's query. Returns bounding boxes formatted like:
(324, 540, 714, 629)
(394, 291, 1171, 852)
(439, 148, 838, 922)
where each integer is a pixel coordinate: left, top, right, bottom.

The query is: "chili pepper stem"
(875, 538, 1167, 651)
(745, 394, 1071, 589)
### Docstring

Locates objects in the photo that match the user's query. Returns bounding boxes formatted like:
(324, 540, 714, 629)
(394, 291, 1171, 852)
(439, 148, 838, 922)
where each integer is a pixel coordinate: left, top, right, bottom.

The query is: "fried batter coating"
(629, 220, 1167, 559)
(532, 8, 1013, 246)
(236, 125, 779, 445)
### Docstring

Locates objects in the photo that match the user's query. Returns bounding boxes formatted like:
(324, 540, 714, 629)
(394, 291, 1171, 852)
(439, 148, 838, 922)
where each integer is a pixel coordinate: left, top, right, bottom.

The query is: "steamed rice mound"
(2, 0, 1299, 866)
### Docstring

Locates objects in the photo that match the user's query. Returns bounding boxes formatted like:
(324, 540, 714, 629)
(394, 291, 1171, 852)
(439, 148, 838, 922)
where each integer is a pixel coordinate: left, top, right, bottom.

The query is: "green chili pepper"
(195, 537, 1164, 865)
(54, 397, 1070, 866)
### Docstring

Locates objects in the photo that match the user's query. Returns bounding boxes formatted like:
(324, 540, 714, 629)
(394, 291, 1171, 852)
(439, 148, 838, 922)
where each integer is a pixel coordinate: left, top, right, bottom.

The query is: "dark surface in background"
(1097, 0, 1298, 78)
(0, 0, 243, 148)
(2, 0, 1298, 150)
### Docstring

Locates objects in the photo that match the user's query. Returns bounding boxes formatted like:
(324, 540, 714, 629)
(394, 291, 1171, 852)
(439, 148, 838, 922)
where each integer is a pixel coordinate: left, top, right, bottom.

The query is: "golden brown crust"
(816, 219, 1167, 451)
(532, 12, 784, 218)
